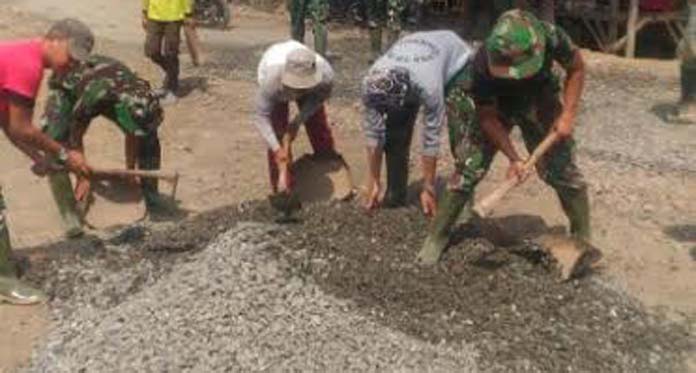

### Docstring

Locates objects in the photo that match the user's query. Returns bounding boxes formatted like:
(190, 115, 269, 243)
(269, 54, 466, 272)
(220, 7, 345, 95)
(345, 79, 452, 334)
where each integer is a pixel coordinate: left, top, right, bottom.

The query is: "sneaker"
(0, 276, 46, 305)
(159, 91, 178, 106)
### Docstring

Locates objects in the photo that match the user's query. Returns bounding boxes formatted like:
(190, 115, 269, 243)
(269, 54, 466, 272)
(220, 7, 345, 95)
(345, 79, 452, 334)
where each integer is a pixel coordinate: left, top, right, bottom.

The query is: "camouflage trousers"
(445, 76, 590, 238)
(289, 0, 329, 56)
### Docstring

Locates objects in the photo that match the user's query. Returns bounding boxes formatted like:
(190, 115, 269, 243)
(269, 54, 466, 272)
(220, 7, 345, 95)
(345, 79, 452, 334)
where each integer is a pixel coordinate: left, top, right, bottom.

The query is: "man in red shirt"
(0, 19, 93, 304)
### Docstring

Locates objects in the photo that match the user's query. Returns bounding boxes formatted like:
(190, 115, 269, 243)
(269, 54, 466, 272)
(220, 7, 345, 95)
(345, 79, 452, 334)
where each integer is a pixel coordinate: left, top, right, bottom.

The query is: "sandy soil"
(0, 1, 694, 371)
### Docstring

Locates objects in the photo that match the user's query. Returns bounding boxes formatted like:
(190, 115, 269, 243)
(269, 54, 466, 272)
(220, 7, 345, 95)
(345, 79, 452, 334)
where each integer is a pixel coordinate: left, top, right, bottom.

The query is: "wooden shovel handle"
(473, 131, 560, 218)
(92, 168, 179, 183)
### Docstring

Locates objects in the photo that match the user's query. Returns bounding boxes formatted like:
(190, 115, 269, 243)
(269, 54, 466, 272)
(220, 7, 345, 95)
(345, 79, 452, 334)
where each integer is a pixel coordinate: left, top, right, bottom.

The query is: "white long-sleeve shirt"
(254, 41, 334, 152)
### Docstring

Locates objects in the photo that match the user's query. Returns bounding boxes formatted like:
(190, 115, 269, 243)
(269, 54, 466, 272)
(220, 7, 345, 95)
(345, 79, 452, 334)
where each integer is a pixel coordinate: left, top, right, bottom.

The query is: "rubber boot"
(558, 188, 592, 241)
(670, 62, 696, 124)
(0, 192, 14, 277)
(0, 276, 46, 305)
(0, 194, 46, 305)
(313, 22, 328, 57)
(669, 4, 696, 124)
(48, 172, 84, 239)
(368, 27, 382, 63)
(417, 189, 469, 265)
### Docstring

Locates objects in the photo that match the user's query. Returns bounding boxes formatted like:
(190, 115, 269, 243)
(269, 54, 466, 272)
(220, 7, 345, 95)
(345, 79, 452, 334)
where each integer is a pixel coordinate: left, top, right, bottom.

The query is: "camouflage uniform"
(419, 11, 590, 264)
(366, 0, 406, 60)
(289, 0, 329, 57)
(42, 55, 164, 214)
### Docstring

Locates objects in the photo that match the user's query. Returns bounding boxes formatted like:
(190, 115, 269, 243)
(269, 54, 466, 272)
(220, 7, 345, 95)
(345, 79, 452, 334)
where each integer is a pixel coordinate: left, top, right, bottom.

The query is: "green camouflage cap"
(485, 10, 546, 80)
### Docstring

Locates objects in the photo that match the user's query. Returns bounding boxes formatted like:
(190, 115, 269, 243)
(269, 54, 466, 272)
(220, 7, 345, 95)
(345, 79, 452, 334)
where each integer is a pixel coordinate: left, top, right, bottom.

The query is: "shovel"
(472, 131, 602, 281)
(92, 168, 180, 199)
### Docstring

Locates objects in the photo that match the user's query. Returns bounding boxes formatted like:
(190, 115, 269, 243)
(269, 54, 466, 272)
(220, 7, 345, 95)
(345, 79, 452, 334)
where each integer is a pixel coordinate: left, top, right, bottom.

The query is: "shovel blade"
(534, 234, 603, 281)
(269, 191, 302, 216)
(292, 154, 356, 203)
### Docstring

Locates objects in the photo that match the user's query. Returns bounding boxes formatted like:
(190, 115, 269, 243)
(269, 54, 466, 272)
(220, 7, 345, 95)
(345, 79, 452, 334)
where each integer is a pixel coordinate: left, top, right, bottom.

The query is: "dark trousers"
(266, 103, 335, 192)
(383, 103, 419, 206)
(145, 20, 182, 92)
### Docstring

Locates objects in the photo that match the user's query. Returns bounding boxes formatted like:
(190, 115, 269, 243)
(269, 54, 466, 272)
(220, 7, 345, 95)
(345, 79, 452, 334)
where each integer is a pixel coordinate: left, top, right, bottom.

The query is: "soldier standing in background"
(288, 0, 329, 57)
(668, 0, 696, 124)
(366, 0, 406, 62)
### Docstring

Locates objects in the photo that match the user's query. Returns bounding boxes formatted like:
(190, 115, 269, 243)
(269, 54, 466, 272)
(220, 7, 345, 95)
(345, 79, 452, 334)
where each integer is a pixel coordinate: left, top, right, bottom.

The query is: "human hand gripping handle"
(473, 131, 560, 218)
(65, 149, 91, 177)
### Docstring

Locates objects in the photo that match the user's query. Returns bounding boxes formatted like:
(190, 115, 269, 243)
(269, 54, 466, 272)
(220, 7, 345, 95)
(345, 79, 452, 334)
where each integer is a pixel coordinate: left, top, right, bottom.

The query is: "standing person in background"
(0, 19, 93, 304)
(668, 0, 696, 124)
(142, 0, 194, 105)
(366, 0, 406, 62)
(288, 0, 329, 57)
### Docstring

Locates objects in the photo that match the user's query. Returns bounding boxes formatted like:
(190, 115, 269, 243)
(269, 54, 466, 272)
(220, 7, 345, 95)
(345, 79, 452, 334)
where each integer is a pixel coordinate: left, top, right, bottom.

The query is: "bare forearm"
(2, 126, 43, 162)
(479, 110, 520, 162)
(421, 155, 437, 192)
(366, 146, 383, 184)
(7, 122, 62, 156)
(561, 52, 585, 125)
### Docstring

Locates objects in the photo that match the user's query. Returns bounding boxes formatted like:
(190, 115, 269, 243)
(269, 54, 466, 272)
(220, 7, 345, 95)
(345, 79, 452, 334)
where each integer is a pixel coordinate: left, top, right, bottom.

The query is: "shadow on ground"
(664, 224, 696, 243)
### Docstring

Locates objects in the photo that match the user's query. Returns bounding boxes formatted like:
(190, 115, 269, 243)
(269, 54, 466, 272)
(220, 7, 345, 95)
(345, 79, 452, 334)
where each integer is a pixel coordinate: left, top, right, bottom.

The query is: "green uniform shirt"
(42, 55, 161, 147)
(467, 21, 577, 113)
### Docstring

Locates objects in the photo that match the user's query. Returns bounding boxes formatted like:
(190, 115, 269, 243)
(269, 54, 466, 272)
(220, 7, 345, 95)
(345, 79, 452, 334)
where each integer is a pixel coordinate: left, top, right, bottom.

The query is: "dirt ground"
(0, 1, 694, 371)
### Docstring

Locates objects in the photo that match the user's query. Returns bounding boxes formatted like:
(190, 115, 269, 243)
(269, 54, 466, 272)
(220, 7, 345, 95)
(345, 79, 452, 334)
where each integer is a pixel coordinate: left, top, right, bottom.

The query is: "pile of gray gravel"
(29, 223, 479, 372)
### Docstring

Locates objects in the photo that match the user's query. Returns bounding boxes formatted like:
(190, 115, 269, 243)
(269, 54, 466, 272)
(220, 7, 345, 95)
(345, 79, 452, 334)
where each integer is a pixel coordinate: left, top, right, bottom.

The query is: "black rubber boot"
(558, 188, 592, 241)
(671, 62, 696, 124)
(48, 172, 84, 238)
(417, 189, 470, 265)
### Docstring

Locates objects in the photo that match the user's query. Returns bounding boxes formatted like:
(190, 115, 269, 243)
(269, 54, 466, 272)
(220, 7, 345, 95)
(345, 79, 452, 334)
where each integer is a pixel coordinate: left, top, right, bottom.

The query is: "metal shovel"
(472, 131, 602, 281)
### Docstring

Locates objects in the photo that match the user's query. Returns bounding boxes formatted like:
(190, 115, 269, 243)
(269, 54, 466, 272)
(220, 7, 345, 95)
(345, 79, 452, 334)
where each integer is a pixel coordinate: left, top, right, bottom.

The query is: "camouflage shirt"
(42, 55, 161, 146)
(466, 21, 577, 113)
